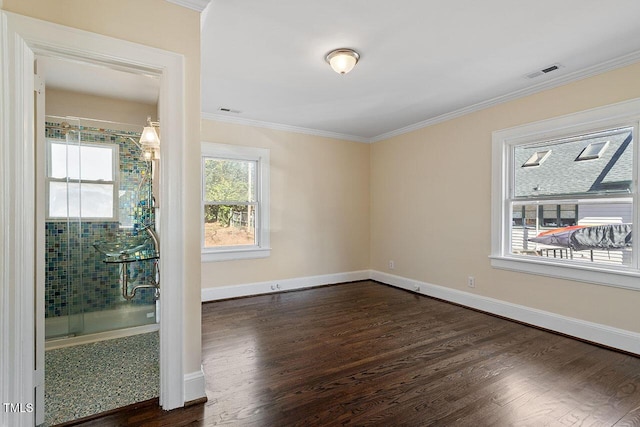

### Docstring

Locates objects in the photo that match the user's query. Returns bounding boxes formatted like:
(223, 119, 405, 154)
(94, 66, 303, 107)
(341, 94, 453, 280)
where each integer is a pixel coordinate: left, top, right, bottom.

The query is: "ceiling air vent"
(218, 107, 241, 114)
(525, 63, 563, 79)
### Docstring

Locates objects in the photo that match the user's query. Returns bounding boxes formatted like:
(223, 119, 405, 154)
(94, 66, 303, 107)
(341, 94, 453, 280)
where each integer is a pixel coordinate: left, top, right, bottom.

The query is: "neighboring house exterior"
(513, 127, 633, 227)
(510, 127, 633, 264)
(515, 127, 633, 198)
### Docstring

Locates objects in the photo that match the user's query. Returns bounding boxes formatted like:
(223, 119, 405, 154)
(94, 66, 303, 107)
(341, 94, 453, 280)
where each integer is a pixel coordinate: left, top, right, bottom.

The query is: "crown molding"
(369, 49, 640, 143)
(165, 0, 210, 12)
(201, 49, 640, 145)
(201, 112, 371, 143)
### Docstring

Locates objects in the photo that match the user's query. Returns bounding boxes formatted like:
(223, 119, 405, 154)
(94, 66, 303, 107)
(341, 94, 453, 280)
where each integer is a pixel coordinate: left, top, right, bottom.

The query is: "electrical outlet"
(467, 276, 475, 288)
(389, 260, 395, 270)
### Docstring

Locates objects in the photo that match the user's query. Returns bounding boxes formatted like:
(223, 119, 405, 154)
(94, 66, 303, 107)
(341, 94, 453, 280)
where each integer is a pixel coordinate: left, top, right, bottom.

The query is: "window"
(201, 142, 270, 261)
(46, 140, 118, 220)
(522, 150, 551, 167)
(492, 99, 640, 290)
(512, 204, 578, 228)
(576, 140, 609, 161)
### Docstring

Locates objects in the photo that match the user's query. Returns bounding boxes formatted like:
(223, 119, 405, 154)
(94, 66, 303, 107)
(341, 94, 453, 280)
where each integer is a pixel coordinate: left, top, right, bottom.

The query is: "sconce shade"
(325, 48, 360, 75)
(140, 126, 160, 148)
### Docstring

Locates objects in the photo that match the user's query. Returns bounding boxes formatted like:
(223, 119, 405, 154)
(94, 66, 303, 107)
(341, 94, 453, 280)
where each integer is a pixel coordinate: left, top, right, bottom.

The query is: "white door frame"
(0, 11, 186, 426)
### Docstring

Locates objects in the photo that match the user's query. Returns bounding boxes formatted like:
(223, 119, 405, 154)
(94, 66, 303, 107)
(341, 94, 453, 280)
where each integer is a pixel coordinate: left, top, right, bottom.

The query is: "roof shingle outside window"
(513, 128, 633, 198)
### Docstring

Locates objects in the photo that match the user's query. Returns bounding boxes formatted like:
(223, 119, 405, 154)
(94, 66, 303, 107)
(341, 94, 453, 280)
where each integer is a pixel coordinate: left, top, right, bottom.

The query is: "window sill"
(490, 255, 640, 291)
(201, 247, 271, 262)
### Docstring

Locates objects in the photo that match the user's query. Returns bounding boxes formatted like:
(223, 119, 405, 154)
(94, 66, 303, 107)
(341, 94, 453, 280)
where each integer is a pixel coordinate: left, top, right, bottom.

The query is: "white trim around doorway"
(0, 11, 194, 426)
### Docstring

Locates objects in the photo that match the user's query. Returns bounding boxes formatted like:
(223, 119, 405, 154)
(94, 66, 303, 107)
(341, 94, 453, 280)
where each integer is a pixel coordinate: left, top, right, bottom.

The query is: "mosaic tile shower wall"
(45, 121, 156, 322)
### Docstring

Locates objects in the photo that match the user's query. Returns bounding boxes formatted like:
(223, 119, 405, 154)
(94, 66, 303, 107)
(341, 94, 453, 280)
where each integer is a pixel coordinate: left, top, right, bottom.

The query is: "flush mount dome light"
(325, 48, 360, 75)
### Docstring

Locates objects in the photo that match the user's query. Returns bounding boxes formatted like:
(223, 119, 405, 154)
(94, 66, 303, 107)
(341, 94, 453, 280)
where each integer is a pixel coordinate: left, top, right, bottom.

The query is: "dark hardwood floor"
(72, 280, 640, 426)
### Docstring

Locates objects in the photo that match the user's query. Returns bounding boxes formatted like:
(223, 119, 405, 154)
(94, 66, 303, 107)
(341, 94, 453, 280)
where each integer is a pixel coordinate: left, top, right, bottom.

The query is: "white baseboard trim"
(184, 366, 206, 403)
(201, 270, 371, 302)
(371, 270, 640, 355)
(201, 269, 640, 355)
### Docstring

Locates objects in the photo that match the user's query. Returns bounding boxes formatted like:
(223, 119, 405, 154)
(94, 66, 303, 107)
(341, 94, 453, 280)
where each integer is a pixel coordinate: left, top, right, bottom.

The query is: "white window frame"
(201, 142, 270, 262)
(45, 139, 119, 221)
(491, 98, 640, 291)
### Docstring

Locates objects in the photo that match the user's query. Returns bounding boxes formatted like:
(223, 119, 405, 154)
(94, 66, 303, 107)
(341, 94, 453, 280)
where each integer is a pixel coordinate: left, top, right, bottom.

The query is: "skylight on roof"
(522, 150, 551, 167)
(576, 141, 609, 161)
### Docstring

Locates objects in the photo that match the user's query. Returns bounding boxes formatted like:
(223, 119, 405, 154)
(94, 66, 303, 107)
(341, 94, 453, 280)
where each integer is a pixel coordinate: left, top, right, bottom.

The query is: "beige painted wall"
(200, 120, 371, 287)
(371, 61, 640, 333)
(6, 0, 637, 376)
(46, 88, 157, 130)
(3, 0, 203, 374)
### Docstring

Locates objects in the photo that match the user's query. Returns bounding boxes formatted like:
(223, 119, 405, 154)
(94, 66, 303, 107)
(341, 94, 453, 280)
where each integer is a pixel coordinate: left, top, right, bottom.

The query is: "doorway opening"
(37, 58, 162, 425)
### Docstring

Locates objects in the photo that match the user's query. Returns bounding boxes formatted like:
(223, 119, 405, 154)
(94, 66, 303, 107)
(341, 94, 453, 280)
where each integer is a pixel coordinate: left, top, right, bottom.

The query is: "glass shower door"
(44, 116, 84, 339)
(44, 116, 158, 340)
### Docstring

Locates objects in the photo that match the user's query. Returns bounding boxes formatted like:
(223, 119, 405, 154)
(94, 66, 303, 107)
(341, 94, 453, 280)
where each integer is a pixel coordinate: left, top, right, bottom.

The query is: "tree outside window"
(201, 142, 270, 262)
(203, 158, 257, 247)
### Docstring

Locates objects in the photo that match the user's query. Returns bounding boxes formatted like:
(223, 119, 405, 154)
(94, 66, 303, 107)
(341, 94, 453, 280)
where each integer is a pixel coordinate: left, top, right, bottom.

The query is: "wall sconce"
(140, 116, 160, 160)
(325, 48, 360, 75)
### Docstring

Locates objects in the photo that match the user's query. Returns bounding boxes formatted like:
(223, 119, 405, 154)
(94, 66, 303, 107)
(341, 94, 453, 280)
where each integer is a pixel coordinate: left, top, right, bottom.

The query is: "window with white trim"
(491, 99, 640, 290)
(46, 140, 118, 220)
(201, 142, 270, 261)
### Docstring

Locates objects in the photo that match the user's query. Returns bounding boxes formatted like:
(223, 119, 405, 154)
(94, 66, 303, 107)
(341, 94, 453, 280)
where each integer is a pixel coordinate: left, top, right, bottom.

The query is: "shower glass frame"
(43, 116, 158, 340)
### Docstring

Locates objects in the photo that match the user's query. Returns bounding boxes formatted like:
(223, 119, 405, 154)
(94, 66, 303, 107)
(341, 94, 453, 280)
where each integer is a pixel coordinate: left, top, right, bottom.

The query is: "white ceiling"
(38, 1, 640, 143)
(39, 56, 160, 105)
(201, 0, 640, 142)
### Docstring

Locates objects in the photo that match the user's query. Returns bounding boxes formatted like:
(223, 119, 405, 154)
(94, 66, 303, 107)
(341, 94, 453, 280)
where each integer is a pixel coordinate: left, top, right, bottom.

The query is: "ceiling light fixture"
(325, 48, 360, 75)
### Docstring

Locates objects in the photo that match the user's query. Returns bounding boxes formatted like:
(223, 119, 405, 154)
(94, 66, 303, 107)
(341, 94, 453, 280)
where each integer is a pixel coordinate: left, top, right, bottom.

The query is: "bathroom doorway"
(37, 59, 162, 425)
(1, 12, 189, 427)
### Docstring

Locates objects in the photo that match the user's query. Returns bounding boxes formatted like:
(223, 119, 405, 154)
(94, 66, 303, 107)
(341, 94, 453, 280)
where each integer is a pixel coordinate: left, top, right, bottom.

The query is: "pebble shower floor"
(44, 332, 159, 426)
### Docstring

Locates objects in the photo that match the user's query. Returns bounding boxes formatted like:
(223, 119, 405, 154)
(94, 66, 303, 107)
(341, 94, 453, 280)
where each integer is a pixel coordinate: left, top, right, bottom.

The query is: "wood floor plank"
(69, 281, 640, 426)
(614, 405, 640, 427)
